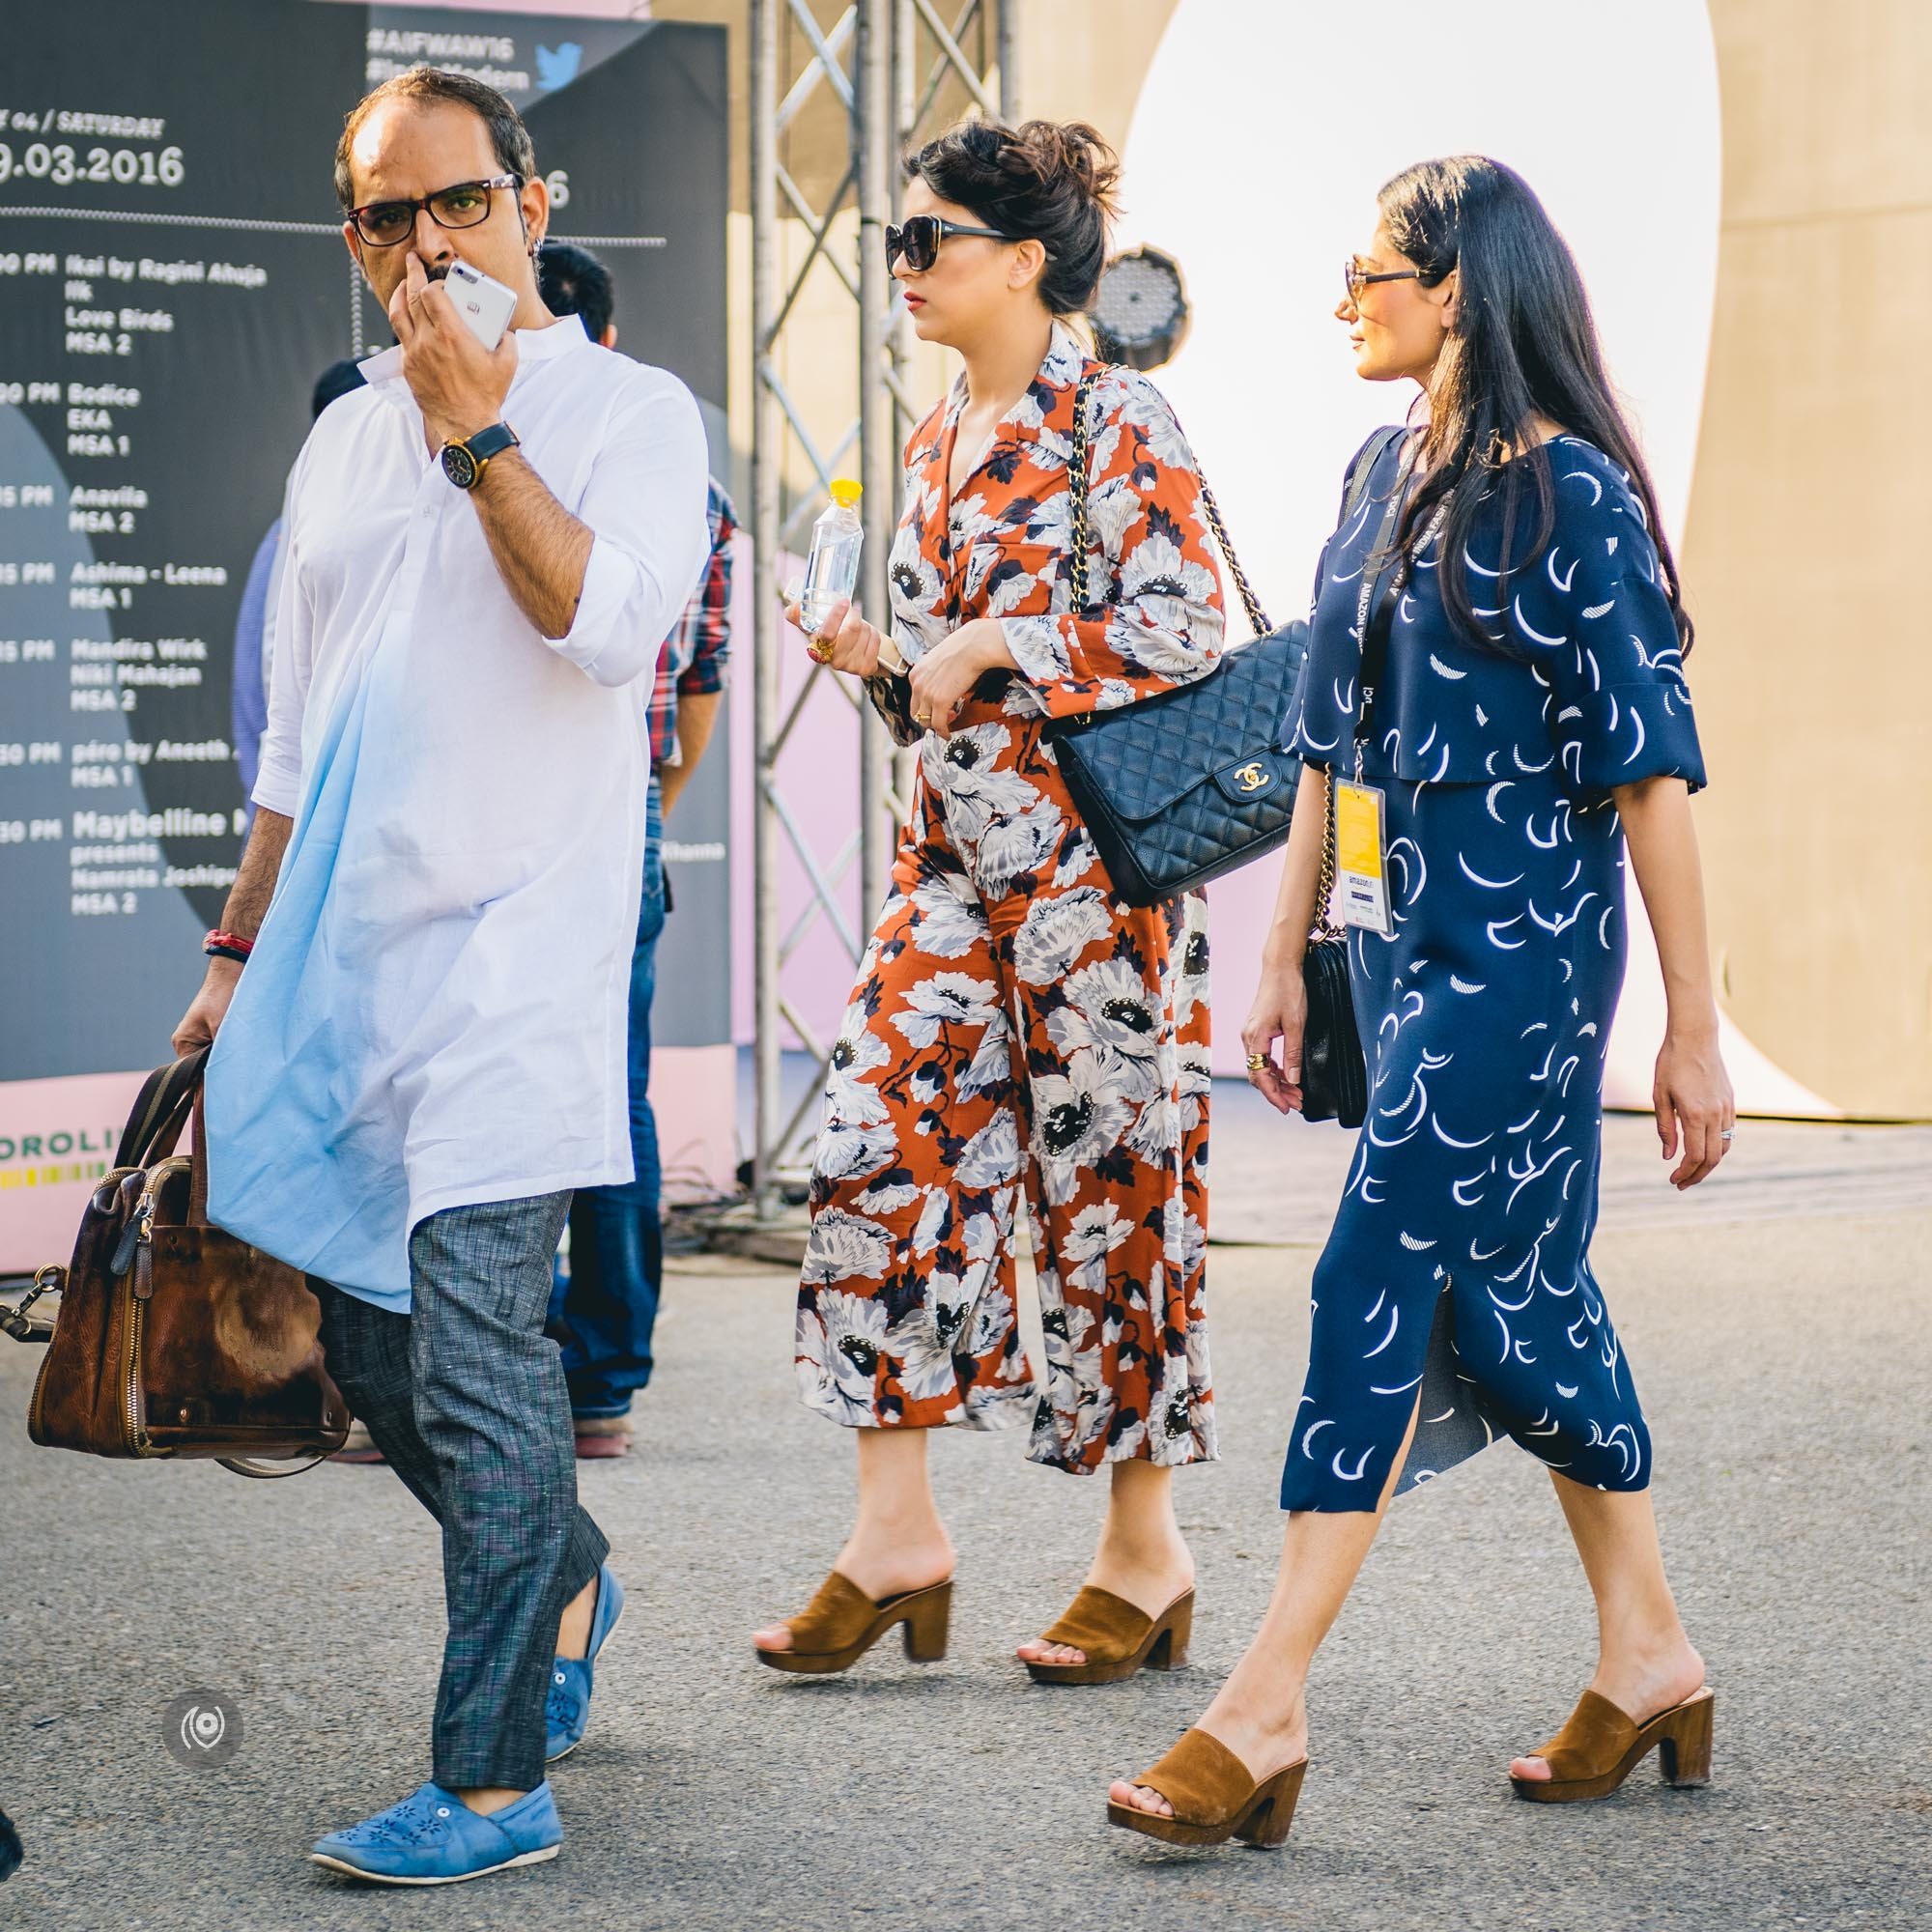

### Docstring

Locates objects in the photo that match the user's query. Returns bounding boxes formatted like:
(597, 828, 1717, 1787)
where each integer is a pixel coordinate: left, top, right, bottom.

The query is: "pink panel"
(1203, 867, 1284, 1076)
(651, 1041, 741, 1201)
(0, 1069, 149, 1275)
(730, 552, 873, 1050)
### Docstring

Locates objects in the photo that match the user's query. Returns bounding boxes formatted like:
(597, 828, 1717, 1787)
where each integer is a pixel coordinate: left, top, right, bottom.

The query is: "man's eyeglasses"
(886, 214, 1014, 273)
(1344, 258, 1424, 303)
(348, 174, 523, 248)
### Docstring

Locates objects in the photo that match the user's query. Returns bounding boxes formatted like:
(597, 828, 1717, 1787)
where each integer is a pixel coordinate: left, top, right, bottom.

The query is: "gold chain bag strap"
(1048, 366, 1310, 910)
(1068, 367, 1272, 636)
(1057, 369, 1387, 1124)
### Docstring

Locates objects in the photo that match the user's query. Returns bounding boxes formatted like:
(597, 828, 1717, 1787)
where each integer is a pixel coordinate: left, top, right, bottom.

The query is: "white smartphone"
(443, 259, 517, 351)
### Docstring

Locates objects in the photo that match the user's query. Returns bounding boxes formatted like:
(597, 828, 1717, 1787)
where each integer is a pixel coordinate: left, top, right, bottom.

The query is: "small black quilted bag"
(1295, 793, 1370, 1128)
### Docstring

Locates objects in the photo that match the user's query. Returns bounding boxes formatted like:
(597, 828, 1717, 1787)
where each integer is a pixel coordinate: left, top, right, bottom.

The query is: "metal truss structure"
(749, 0, 1021, 1216)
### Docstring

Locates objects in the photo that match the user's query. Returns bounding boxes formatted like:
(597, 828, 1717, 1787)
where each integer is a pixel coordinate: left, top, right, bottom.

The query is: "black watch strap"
(463, 422, 519, 464)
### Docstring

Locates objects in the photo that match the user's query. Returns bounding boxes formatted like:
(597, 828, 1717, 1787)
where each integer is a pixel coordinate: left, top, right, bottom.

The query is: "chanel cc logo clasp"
(1235, 761, 1270, 793)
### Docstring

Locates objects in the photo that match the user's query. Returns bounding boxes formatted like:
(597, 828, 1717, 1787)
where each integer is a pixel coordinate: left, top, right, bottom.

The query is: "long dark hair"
(1377, 156, 1692, 656)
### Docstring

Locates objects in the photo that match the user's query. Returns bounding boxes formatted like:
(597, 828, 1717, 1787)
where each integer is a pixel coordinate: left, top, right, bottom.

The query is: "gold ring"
(915, 711, 934, 727)
(1245, 1052, 1269, 1072)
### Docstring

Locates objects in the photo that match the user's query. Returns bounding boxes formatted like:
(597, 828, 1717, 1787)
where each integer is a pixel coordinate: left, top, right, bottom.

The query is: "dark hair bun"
(902, 118, 1121, 314)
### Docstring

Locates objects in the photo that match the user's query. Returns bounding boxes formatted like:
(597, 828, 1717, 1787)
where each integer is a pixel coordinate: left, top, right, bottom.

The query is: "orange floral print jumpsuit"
(796, 322, 1227, 1474)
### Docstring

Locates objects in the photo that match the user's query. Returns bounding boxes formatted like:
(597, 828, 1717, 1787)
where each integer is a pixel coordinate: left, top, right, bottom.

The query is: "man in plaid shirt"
(648, 481, 735, 807)
(540, 242, 736, 1458)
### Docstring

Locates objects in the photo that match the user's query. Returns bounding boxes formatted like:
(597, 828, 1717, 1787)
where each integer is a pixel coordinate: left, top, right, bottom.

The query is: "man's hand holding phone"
(388, 251, 518, 454)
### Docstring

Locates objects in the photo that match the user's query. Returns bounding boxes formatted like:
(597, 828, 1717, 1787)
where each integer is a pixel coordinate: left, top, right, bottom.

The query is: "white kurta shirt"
(205, 315, 710, 1310)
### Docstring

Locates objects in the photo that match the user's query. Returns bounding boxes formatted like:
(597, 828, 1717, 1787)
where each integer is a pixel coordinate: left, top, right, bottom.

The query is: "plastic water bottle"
(800, 479, 864, 634)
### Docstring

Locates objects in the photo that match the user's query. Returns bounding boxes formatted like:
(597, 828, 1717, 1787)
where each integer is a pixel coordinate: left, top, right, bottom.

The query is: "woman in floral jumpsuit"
(753, 121, 1227, 1676)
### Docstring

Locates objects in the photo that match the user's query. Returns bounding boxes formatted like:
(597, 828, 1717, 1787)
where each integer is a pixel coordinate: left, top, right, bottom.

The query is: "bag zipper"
(27, 1167, 142, 1445)
(124, 1216, 153, 1452)
(120, 1160, 183, 1455)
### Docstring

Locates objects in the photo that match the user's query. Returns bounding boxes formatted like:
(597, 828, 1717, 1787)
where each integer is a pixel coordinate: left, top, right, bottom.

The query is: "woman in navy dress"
(1109, 156, 1735, 1845)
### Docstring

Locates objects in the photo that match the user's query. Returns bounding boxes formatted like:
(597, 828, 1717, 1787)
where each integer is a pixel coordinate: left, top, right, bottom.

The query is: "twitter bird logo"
(535, 43, 583, 92)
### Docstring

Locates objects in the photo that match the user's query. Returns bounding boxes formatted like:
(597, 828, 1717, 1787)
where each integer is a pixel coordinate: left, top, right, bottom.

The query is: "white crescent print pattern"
(1278, 431, 1707, 1510)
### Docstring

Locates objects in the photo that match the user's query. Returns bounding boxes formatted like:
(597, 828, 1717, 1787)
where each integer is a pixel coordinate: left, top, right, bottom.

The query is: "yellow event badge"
(1332, 780, 1393, 936)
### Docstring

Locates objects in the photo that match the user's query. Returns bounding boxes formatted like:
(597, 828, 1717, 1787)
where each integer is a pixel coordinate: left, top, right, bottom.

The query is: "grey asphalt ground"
(2, 1093, 1928, 1931)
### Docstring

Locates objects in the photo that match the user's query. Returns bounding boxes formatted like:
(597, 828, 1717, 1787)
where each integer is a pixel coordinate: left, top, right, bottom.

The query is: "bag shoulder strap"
(1310, 432, 1407, 939)
(113, 1047, 210, 1170)
(1311, 424, 1409, 613)
(1343, 425, 1407, 523)
(1066, 366, 1105, 615)
(1313, 763, 1343, 942)
(1066, 363, 1273, 639)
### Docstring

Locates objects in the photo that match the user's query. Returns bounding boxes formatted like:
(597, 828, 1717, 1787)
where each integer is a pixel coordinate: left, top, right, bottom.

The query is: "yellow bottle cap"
(829, 478, 863, 508)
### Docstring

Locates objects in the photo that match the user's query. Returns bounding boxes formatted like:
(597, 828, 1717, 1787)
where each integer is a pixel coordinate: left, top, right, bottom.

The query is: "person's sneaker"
(309, 1781, 559, 1886)
(573, 1414, 633, 1460)
(330, 1421, 386, 1465)
(545, 1564, 626, 1763)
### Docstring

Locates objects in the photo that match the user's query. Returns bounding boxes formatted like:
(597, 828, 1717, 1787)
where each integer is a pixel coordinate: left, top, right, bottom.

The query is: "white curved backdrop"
(1122, 0, 1829, 1114)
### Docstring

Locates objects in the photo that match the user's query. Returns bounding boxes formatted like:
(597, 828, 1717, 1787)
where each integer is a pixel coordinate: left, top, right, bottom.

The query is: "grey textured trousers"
(314, 1192, 610, 1790)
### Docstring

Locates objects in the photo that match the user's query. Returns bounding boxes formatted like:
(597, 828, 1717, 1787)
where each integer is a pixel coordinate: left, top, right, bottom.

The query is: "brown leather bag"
(25, 1049, 351, 1478)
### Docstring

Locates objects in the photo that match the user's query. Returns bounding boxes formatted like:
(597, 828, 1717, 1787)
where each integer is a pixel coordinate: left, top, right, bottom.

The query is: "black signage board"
(0, 2, 729, 1085)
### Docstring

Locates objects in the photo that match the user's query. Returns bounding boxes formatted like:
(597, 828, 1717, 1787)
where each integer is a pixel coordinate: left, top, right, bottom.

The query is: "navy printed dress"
(1282, 432, 1706, 1512)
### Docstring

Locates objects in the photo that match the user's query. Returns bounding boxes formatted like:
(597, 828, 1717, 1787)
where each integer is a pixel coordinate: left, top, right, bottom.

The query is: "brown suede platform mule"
(1024, 1585, 1194, 1686)
(1107, 1727, 1307, 1848)
(1511, 1686, 1716, 1802)
(754, 1571, 952, 1676)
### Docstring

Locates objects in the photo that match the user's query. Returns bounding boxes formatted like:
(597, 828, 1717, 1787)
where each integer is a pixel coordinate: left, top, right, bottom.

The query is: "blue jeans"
(552, 779, 665, 1418)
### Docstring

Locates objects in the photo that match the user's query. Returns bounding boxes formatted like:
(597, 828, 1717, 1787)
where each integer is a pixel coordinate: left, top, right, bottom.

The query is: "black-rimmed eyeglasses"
(886, 214, 1014, 272)
(1344, 258, 1423, 303)
(349, 174, 523, 247)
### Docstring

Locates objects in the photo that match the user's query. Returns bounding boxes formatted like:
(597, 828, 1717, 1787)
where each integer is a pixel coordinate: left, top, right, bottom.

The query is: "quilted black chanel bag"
(1046, 620, 1309, 905)
(1043, 369, 1306, 906)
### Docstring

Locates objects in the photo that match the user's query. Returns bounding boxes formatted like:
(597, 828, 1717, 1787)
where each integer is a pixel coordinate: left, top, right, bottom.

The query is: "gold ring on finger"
(1245, 1052, 1268, 1072)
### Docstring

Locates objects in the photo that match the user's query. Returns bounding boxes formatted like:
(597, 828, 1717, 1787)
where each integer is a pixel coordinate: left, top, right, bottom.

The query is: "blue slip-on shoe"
(309, 1780, 561, 1886)
(545, 1563, 626, 1763)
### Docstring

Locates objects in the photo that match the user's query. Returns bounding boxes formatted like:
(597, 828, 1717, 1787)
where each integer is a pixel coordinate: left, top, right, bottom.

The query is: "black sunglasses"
(886, 214, 1014, 272)
(349, 174, 523, 247)
(1344, 257, 1425, 303)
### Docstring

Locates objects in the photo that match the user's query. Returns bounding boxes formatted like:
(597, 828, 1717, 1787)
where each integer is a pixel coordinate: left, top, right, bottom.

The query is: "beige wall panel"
(1015, 2, 1179, 138)
(1690, 0, 1932, 1114)
(1706, 0, 1932, 222)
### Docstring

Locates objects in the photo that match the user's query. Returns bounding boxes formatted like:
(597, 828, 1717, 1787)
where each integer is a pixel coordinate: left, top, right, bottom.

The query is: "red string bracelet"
(204, 928, 254, 964)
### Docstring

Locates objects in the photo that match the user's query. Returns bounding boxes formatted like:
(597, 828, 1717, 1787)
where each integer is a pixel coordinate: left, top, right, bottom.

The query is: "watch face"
(441, 442, 479, 490)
